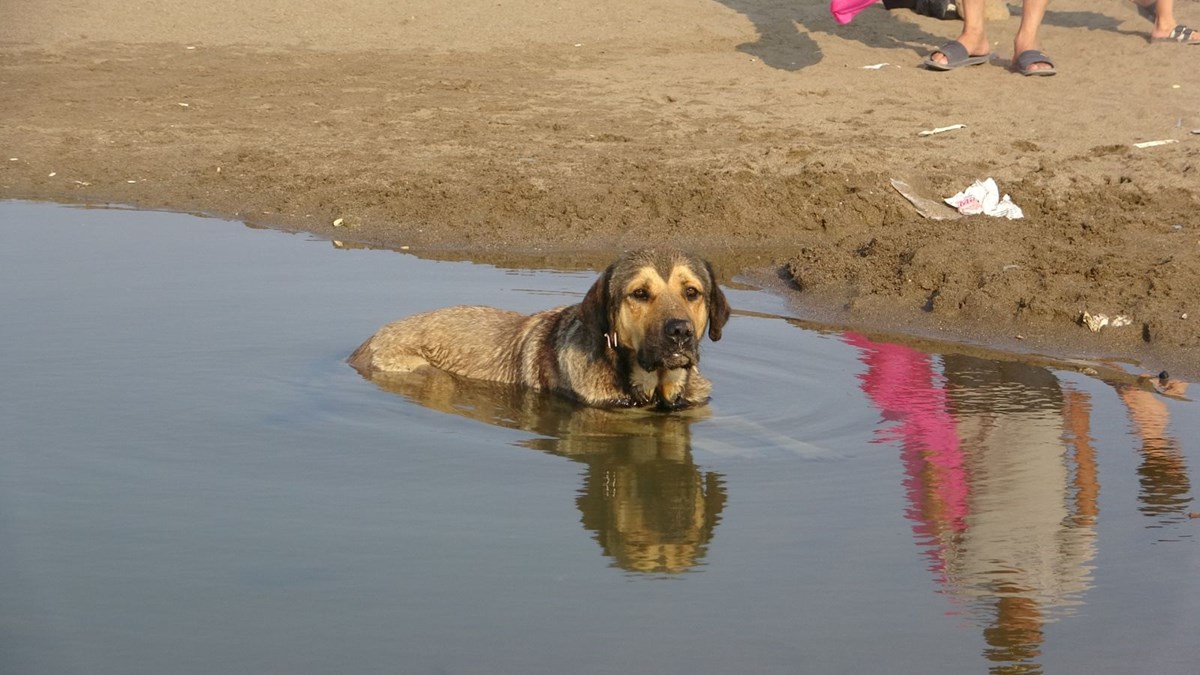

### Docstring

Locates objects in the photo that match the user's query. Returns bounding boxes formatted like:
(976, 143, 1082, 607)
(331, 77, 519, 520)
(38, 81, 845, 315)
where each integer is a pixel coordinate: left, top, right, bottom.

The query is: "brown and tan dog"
(348, 248, 730, 409)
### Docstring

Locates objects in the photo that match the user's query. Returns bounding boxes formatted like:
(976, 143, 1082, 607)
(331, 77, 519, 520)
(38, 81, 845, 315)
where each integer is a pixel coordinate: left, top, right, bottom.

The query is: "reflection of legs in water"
(1062, 388, 1100, 527)
(937, 355, 1096, 673)
(1117, 379, 1193, 520)
(982, 590, 1045, 672)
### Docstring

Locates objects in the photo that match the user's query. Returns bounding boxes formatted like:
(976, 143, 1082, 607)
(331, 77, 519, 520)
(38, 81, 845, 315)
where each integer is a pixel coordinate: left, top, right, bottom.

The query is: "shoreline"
(6, 191, 1197, 382)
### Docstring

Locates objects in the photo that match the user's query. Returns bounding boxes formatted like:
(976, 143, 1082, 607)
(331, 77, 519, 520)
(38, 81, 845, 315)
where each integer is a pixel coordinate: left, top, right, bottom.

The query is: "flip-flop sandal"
(1151, 24, 1200, 44)
(922, 41, 990, 71)
(1014, 49, 1057, 76)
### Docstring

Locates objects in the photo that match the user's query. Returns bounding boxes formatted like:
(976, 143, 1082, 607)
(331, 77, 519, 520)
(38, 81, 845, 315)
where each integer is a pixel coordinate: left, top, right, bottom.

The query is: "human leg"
(1012, 0, 1055, 75)
(924, 0, 991, 67)
(1138, 0, 1200, 44)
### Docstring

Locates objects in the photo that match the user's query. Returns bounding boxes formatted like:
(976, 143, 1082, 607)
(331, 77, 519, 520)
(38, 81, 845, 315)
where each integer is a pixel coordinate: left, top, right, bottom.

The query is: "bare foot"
(1135, 0, 1200, 43)
(1013, 36, 1053, 74)
(928, 32, 991, 67)
(1151, 25, 1200, 43)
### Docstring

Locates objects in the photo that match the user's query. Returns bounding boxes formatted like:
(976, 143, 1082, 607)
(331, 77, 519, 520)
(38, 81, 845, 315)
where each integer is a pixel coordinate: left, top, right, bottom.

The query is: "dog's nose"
(664, 318, 694, 344)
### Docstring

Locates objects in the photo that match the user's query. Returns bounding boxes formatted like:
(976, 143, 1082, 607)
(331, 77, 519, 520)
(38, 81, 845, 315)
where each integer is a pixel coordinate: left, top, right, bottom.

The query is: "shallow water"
(1, 201, 1197, 674)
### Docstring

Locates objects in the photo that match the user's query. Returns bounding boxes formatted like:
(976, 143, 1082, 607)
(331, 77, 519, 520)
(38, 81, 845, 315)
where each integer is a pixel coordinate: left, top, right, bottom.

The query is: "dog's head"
(581, 248, 730, 376)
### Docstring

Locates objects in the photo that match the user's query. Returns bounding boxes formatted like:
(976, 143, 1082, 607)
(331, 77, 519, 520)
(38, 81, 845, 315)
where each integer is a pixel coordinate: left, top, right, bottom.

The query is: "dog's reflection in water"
(368, 367, 726, 574)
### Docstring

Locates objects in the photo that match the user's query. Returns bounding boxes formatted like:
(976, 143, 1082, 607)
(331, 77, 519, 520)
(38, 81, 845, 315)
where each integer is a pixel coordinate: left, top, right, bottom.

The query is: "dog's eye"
(630, 288, 650, 301)
(684, 286, 701, 301)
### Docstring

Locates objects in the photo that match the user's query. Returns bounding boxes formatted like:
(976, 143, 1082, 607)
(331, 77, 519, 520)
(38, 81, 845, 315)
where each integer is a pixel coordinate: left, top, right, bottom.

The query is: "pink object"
(843, 333, 970, 552)
(830, 0, 881, 25)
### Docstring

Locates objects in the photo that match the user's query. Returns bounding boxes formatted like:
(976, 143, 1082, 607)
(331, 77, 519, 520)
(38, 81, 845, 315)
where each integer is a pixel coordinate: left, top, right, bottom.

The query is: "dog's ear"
(580, 263, 613, 335)
(704, 261, 731, 342)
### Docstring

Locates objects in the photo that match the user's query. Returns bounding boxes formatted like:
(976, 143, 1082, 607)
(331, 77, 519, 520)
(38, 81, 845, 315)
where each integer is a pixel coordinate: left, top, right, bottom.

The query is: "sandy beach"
(2, 0, 1198, 375)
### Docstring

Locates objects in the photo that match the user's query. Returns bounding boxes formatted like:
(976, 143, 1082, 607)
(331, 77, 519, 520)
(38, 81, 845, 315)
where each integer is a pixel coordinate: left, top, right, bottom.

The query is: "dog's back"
(349, 305, 560, 384)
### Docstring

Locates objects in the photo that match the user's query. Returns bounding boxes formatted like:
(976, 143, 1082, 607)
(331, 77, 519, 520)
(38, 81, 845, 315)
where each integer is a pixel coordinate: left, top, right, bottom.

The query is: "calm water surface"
(1, 202, 1198, 674)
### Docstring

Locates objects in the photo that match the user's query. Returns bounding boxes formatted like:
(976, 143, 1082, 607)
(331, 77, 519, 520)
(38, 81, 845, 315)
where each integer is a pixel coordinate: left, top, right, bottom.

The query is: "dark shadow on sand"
(709, 1, 1148, 71)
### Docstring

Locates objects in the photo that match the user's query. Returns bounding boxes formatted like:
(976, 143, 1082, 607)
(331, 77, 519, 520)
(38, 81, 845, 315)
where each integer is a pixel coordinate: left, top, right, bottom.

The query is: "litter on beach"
(918, 124, 966, 137)
(1132, 139, 1178, 149)
(861, 62, 890, 70)
(1081, 311, 1132, 332)
(944, 178, 1024, 219)
(890, 178, 962, 220)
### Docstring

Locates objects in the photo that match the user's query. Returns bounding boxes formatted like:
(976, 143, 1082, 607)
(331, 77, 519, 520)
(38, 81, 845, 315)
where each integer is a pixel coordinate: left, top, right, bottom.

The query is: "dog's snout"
(665, 318, 694, 343)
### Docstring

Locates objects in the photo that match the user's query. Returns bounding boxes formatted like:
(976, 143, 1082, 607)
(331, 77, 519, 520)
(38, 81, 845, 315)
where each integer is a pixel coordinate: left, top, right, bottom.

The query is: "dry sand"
(2, 0, 1198, 375)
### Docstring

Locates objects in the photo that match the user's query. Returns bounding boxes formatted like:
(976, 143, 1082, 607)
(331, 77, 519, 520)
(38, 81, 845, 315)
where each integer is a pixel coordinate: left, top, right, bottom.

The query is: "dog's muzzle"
(639, 318, 698, 370)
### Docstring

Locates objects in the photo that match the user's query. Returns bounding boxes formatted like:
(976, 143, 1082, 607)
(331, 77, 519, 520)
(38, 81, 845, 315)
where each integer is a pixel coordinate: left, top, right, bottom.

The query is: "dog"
(348, 248, 730, 409)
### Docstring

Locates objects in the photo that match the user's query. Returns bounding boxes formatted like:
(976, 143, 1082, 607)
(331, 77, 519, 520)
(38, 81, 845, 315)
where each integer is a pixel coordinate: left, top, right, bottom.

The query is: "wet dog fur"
(348, 248, 730, 409)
